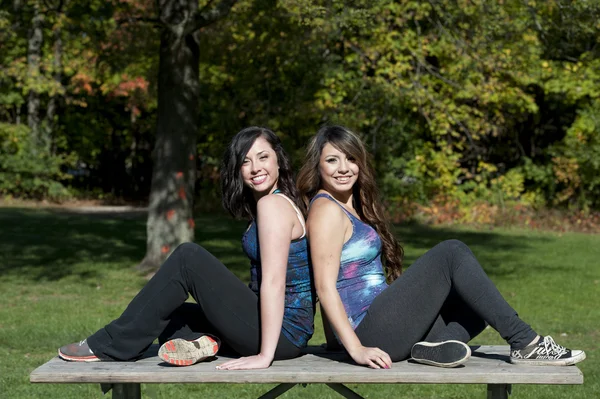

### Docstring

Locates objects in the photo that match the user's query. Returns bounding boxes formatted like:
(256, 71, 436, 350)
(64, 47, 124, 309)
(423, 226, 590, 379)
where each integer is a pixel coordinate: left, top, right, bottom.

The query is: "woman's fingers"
(216, 354, 272, 370)
(352, 346, 393, 369)
(359, 348, 389, 369)
(373, 355, 389, 369)
(221, 362, 242, 370)
(376, 349, 392, 368)
(367, 359, 381, 369)
(217, 359, 242, 369)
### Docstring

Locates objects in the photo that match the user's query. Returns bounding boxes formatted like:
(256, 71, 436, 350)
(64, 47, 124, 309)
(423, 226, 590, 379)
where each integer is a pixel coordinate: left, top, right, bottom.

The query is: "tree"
(139, 0, 238, 271)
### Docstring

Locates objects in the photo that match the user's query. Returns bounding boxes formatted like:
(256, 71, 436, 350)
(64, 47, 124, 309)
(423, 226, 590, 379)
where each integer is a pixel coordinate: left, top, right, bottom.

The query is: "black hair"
(220, 126, 301, 219)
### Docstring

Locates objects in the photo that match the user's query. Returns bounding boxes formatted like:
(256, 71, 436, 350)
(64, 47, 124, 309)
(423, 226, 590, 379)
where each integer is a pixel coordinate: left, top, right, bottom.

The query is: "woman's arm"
(308, 199, 392, 369)
(320, 303, 342, 350)
(217, 195, 297, 370)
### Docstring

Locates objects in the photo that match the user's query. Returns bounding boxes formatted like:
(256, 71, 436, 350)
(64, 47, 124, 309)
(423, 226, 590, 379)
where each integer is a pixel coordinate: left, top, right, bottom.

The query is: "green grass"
(0, 207, 598, 398)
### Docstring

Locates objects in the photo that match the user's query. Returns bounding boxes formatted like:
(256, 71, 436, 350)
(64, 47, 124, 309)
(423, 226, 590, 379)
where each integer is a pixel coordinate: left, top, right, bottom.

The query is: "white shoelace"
(541, 336, 567, 357)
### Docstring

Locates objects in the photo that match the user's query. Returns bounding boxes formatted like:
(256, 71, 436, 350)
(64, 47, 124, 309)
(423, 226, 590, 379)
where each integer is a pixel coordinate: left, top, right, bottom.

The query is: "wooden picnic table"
(30, 345, 583, 399)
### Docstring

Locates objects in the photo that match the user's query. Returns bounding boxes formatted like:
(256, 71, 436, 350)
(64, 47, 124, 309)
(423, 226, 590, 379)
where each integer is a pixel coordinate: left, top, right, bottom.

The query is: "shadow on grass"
(394, 223, 555, 278)
(0, 207, 554, 283)
(0, 207, 248, 282)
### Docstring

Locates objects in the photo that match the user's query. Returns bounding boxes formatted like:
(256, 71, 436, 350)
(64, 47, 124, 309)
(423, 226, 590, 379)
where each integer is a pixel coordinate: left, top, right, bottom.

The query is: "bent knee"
(171, 242, 207, 259)
(427, 240, 473, 263)
(442, 239, 466, 247)
(166, 242, 206, 266)
(437, 239, 470, 253)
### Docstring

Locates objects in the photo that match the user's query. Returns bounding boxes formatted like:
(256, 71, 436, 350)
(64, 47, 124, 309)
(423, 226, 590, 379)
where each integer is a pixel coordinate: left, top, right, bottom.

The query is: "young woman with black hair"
(58, 127, 315, 370)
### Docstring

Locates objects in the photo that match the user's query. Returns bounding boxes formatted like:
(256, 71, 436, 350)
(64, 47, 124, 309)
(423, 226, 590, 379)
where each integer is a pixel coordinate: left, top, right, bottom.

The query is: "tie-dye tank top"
(311, 193, 388, 330)
(241, 192, 315, 348)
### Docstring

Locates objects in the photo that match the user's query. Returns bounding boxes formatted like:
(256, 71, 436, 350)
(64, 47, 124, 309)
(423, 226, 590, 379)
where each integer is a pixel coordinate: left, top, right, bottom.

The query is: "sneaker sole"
(411, 340, 471, 368)
(510, 350, 586, 366)
(57, 350, 100, 362)
(159, 336, 219, 367)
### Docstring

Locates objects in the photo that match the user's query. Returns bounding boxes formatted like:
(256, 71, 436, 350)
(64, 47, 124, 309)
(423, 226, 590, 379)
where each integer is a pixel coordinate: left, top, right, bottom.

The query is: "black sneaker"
(159, 335, 220, 367)
(58, 339, 100, 362)
(510, 335, 586, 366)
(411, 340, 471, 368)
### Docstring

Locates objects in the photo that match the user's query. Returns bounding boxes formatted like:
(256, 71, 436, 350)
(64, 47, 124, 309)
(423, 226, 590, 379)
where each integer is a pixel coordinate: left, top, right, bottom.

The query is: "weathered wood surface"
(30, 345, 583, 385)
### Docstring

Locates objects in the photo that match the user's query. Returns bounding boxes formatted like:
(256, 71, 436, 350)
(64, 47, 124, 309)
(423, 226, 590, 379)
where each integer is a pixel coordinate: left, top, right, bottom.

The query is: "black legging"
(354, 240, 538, 361)
(86, 242, 301, 361)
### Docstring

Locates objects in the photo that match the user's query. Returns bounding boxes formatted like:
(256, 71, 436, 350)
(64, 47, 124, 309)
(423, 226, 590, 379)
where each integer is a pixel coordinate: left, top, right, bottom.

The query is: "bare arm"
(320, 303, 342, 350)
(217, 195, 298, 370)
(308, 199, 391, 369)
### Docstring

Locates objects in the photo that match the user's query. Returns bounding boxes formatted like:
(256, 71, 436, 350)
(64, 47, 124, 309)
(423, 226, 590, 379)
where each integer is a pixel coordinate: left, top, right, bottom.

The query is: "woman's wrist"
(257, 352, 275, 363)
(346, 343, 365, 357)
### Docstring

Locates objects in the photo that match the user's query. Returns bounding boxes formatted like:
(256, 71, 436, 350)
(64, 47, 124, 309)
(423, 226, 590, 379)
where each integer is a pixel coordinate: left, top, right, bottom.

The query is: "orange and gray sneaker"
(58, 339, 100, 362)
(159, 335, 220, 367)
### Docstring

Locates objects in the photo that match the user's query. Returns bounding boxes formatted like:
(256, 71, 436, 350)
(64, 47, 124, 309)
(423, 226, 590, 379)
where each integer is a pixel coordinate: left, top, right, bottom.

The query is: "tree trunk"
(27, 3, 44, 146)
(138, 0, 238, 271)
(138, 27, 199, 271)
(45, 21, 63, 155)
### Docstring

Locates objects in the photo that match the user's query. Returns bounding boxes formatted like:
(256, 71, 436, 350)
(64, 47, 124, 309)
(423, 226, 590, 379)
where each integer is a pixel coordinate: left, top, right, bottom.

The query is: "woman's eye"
(260, 155, 268, 160)
(326, 158, 336, 163)
(242, 159, 250, 164)
(347, 157, 356, 162)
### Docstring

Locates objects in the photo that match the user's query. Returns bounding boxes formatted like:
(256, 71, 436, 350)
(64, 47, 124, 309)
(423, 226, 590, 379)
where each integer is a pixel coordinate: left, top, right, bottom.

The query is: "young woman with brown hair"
(297, 125, 585, 369)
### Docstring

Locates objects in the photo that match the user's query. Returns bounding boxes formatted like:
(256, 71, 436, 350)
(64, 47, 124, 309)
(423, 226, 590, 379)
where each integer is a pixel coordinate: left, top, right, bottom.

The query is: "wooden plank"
(30, 345, 583, 385)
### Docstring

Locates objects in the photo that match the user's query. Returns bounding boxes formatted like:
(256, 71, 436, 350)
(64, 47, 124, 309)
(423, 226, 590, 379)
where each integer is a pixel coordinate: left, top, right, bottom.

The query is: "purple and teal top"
(311, 193, 388, 330)
(241, 193, 315, 348)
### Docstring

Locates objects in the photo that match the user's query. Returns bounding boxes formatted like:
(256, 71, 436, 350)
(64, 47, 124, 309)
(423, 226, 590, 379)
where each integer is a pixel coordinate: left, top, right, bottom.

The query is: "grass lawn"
(0, 207, 598, 398)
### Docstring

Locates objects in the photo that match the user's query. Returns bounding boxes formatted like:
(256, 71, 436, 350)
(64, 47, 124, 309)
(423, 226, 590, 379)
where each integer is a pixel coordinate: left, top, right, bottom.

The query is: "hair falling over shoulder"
(296, 125, 404, 281)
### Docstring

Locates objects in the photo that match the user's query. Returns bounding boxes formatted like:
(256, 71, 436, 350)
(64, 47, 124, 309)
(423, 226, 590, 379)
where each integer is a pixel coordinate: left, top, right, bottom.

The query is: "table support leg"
(111, 383, 141, 399)
(326, 383, 366, 399)
(487, 384, 511, 399)
(257, 383, 297, 399)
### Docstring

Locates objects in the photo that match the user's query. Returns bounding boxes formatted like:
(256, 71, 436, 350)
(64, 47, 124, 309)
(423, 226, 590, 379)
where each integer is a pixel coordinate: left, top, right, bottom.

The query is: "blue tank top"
(241, 193, 315, 348)
(311, 193, 388, 330)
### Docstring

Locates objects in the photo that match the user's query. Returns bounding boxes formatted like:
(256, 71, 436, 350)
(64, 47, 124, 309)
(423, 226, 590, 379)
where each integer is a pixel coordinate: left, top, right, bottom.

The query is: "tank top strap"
(310, 193, 356, 223)
(273, 192, 306, 239)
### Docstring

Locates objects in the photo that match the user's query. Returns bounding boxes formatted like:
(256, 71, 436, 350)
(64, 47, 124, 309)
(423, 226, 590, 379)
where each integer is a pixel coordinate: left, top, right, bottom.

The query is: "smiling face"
(241, 135, 279, 198)
(318, 142, 359, 196)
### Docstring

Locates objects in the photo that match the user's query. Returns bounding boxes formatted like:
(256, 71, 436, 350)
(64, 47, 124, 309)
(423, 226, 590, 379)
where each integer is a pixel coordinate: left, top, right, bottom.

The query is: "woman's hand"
(216, 354, 273, 370)
(348, 345, 392, 369)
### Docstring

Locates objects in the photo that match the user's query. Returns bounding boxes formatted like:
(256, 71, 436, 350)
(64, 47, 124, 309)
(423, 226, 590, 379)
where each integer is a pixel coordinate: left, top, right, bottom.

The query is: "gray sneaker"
(58, 339, 100, 362)
(510, 336, 586, 366)
(411, 340, 471, 368)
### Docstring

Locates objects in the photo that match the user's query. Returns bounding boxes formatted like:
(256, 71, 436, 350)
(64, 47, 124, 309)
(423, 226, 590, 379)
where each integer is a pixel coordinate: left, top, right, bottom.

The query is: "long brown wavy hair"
(297, 125, 403, 281)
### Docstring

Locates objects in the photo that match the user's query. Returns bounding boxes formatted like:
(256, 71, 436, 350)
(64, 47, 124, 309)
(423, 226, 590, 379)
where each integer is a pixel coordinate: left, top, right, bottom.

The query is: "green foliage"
(549, 99, 600, 209)
(1, 0, 600, 211)
(280, 0, 600, 211)
(0, 123, 72, 201)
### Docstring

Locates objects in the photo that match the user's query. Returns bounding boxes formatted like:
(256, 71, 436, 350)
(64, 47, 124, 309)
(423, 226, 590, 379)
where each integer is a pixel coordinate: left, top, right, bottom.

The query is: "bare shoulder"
(256, 193, 296, 218)
(308, 197, 345, 227)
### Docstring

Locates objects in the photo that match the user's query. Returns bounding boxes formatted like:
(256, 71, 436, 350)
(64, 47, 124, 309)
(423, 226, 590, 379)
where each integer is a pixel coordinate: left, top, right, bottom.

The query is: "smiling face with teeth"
(241, 135, 280, 199)
(319, 142, 359, 197)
